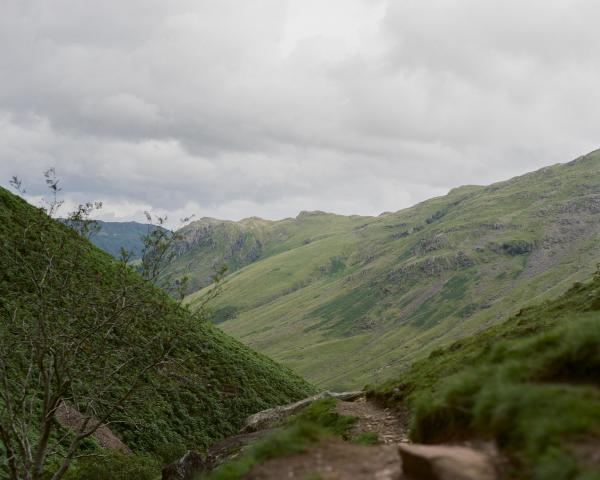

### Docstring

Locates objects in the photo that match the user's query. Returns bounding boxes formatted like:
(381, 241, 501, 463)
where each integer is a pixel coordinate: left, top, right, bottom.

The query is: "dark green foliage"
(368, 277, 600, 478)
(308, 286, 377, 335)
(425, 209, 446, 224)
(351, 431, 378, 445)
(205, 423, 323, 480)
(63, 452, 161, 480)
(212, 305, 239, 324)
(408, 274, 470, 328)
(326, 256, 346, 276)
(0, 187, 315, 478)
(293, 398, 358, 437)
(501, 240, 535, 256)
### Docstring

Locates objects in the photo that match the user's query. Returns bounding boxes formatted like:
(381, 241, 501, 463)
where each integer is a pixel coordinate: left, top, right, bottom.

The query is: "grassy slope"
(0, 188, 315, 470)
(368, 275, 600, 479)
(165, 212, 370, 294)
(186, 150, 600, 389)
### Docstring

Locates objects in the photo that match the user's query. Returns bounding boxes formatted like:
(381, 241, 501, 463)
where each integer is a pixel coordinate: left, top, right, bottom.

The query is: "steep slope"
(369, 273, 600, 478)
(0, 187, 315, 476)
(205, 275, 600, 480)
(165, 212, 369, 294)
(186, 149, 600, 389)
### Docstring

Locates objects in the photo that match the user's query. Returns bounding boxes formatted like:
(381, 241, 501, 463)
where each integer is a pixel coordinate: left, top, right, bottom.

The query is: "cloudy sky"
(1, 0, 599, 226)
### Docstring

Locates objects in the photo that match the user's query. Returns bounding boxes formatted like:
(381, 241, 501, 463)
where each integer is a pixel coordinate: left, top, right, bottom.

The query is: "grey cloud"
(1, 0, 599, 226)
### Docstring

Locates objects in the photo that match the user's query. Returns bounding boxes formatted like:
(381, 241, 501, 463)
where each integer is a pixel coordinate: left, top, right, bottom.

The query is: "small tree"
(135, 211, 225, 305)
(0, 174, 211, 479)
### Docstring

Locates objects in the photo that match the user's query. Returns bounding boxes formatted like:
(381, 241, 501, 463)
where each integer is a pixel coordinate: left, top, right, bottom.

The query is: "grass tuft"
(205, 398, 357, 480)
(368, 276, 600, 478)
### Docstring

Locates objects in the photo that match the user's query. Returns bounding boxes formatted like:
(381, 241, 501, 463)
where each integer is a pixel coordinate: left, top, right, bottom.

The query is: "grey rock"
(399, 443, 497, 480)
(241, 390, 364, 433)
(162, 450, 205, 480)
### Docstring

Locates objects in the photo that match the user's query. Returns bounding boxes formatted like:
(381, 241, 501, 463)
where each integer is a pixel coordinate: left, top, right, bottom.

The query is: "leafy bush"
(63, 452, 160, 480)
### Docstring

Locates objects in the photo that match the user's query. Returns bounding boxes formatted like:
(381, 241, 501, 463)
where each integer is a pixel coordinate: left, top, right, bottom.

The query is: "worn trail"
(245, 397, 409, 479)
(336, 396, 410, 445)
(164, 393, 500, 479)
(243, 396, 499, 480)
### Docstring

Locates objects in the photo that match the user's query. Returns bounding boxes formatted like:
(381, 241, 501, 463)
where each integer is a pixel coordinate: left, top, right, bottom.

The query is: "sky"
(1, 0, 599, 227)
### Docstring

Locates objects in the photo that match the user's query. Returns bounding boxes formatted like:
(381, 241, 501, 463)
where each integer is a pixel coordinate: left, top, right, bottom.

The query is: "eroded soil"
(244, 397, 409, 479)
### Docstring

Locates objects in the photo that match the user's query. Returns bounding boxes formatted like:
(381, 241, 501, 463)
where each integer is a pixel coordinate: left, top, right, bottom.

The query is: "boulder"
(162, 430, 276, 479)
(162, 451, 205, 480)
(55, 401, 130, 453)
(241, 390, 364, 433)
(399, 443, 497, 480)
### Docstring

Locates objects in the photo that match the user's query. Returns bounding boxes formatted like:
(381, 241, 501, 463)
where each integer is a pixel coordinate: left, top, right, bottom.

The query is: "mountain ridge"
(182, 149, 600, 389)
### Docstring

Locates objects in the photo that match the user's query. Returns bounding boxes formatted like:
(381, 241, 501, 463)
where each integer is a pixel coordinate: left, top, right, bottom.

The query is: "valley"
(177, 150, 600, 388)
(6, 151, 599, 479)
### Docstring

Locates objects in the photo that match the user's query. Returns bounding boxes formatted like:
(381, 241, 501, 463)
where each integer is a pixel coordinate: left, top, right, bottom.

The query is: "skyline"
(2, 1, 600, 227)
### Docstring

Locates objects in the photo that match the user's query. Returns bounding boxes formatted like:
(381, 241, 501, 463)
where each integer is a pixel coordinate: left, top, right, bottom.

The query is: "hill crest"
(183, 149, 600, 388)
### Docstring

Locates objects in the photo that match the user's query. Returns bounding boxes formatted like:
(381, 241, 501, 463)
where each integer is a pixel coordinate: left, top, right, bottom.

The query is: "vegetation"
(350, 431, 379, 445)
(183, 150, 600, 388)
(63, 452, 161, 480)
(205, 398, 357, 480)
(0, 184, 315, 479)
(83, 220, 165, 260)
(367, 274, 600, 479)
(165, 213, 368, 294)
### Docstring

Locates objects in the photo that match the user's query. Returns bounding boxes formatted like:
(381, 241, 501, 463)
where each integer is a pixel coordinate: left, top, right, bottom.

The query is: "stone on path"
(162, 451, 205, 480)
(241, 390, 364, 433)
(399, 443, 497, 480)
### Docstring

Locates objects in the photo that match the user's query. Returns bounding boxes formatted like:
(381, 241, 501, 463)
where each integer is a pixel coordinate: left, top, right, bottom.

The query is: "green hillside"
(0, 187, 314, 478)
(88, 220, 165, 259)
(369, 273, 600, 478)
(186, 150, 600, 389)
(165, 212, 369, 294)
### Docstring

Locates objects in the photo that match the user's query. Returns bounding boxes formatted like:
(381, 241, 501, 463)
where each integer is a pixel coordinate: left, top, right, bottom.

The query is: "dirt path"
(246, 438, 403, 480)
(244, 397, 410, 479)
(336, 397, 410, 444)
(164, 393, 500, 479)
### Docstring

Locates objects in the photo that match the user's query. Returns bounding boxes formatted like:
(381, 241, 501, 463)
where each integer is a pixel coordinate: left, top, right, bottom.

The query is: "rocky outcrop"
(161, 451, 205, 480)
(386, 252, 475, 283)
(55, 402, 130, 453)
(161, 431, 278, 480)
(398, 443, 497, 480)
(241, 390, 364, 433)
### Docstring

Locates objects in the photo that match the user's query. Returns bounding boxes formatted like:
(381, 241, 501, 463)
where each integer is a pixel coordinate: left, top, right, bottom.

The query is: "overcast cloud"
(1, 0, 599, 226)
